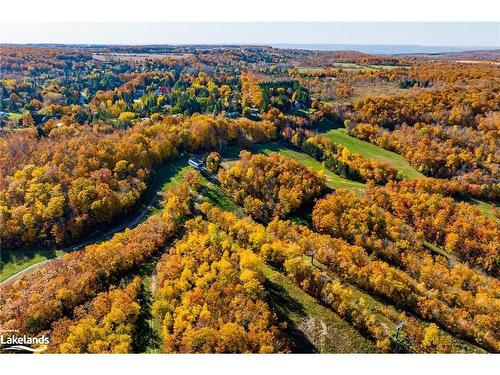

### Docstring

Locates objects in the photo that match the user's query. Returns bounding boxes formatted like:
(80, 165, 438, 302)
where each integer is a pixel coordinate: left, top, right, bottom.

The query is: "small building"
(188, 157, 205, 170)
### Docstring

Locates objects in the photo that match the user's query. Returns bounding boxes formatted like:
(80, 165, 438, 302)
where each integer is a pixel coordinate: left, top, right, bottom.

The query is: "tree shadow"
(265, 279, 318, 353)
(133, 280, 161, 353)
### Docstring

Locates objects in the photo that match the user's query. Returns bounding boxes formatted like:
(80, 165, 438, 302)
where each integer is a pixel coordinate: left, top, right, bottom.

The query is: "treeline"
(339, 62, 499, 200)
(200, 203, 495, 353)
(204, 153, 499, 351)
(407, 62, 500, 84)
(367, 182, 500, 275)
(311, 192, 499, 351)
(377, 177, 498, 217)
(1, 45, 313, 130)
(300, 135, 400, 185)
(49, 277, 142, 353)
(352, 86, 498, 129)
(348, 122, 499, 201)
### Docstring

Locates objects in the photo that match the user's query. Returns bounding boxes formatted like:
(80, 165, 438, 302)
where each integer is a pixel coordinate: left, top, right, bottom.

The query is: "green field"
(323, 128, 423, 179)
(146, 158, 194, 216)
(199, 178, 241, 214)
(321, 129, 500, 221)
(0, 249, 65, 282)
(249, 142, 366, 195)
(6, 112, 23, 121)
(296, 67, 327, 74)
(261, 265, 375, 353)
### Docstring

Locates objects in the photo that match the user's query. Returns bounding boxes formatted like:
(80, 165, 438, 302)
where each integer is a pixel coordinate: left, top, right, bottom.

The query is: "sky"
(1, 22, 499, 48)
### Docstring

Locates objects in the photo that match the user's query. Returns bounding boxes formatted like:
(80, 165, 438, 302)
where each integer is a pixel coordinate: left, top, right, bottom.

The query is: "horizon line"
(2, 43, 499, 48)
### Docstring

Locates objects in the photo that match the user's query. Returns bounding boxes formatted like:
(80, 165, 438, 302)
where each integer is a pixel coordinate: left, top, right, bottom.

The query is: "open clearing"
(248, 142, 366, 195)
(468, 198, 499, 223)
(321, 129, 498, 220)
(0, 250, 64, 283)
(323, 128, 423, 179)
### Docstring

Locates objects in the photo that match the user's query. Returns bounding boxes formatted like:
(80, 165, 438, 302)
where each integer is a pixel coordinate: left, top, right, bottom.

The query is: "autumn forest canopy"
(0, 44, 499, 354)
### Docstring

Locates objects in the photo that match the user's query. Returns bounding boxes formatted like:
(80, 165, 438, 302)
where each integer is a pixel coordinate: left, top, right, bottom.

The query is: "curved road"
(0, 161, 191, 287)
(0, 202, 155, 287)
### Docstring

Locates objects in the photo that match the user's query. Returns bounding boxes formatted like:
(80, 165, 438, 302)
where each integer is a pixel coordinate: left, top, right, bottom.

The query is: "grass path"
(468, 198, 499, 223)
(305, 255, 485, 353)
(0, 258, 54, 284)
(323, 128, 423, 179)
(133, 274, 162, 353)
(247, 142, 366, 195)
(322, 129, 498, 221)
(261, 264, 376, 353)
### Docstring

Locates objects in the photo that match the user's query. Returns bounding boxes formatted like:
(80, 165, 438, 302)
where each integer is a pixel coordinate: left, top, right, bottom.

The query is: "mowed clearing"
(323, 128, 423, 179)
(322, 129, 498, 220)
(248, 142, 366, 195)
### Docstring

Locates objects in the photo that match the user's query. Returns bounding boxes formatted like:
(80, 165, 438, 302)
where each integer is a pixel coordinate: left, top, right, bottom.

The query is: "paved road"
(0, 259, 52, 286)
(0, 159, 195, 287)
(0, 202, 154, 287)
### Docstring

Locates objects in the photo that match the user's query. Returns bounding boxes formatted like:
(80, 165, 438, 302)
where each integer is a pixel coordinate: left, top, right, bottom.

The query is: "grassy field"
(199, 178, 241, 214)
(321, 129, 500, 221)
(323, 128, 423, 179)
(147, 158, 194, 216)
(247, 142, 366, 195)
(6, 112, 23, 121)
(0, 249, 65, 282)
(261, 265, 376, 353)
